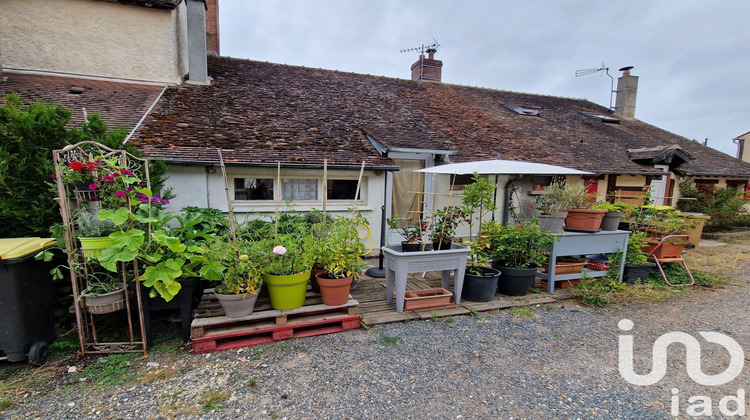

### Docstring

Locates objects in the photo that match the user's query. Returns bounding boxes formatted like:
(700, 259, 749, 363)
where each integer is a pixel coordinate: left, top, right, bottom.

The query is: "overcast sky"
(218, 0, 749, 157)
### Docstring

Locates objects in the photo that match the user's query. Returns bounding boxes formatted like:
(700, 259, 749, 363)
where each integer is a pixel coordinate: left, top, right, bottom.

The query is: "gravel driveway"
(5, 262, 750, 419)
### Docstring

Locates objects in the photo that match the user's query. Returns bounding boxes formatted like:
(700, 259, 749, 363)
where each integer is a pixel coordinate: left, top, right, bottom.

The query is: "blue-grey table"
(537, 230, 630, 293)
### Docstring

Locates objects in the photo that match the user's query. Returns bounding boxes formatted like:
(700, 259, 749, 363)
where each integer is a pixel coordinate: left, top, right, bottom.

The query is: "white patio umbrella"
(415, 159, 592, 225)
(415, 159, 592, 175)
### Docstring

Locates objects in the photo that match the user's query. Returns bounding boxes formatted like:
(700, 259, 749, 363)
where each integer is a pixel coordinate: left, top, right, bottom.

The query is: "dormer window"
(580, 111, 619, 124)
(503, 104, 541, 117)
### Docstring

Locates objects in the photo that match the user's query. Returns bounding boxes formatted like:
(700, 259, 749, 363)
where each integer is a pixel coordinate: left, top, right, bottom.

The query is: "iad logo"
(618, 319, 745, 386)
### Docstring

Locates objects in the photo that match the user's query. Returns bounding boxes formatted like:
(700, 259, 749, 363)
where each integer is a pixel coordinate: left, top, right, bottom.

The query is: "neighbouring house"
(735, 131, 750, 163)
(0, 0, 220, 133)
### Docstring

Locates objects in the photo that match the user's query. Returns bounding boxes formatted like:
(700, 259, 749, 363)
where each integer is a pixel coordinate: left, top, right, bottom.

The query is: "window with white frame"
(281, 178, 318, 201)
(327, 179, 361, 200)
(234, 178, 274, 200)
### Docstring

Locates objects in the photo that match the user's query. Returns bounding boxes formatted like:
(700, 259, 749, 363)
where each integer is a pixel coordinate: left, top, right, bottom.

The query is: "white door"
(649, 165, 669, 206)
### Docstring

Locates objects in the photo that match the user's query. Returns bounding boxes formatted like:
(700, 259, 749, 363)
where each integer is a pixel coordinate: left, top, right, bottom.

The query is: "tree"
(0, 94, 172, 237)
(0, 94, 74, 237)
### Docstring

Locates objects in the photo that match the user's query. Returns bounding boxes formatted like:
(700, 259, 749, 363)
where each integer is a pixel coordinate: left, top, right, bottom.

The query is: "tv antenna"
(576, 62, 615, 110)
(400, 38, 441, 55)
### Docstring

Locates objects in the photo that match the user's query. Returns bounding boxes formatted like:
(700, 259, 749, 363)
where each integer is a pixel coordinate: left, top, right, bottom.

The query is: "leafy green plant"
(318, 211, 368, 281)
(482, 219, 556, 269)
(200, 235, 263, 296)
(592, 202, 631, 213)
(386, 217, 424, 243)
(461, 172, 497, 238)
(625, 230, 650, 265)
(428, 206, 466, 245)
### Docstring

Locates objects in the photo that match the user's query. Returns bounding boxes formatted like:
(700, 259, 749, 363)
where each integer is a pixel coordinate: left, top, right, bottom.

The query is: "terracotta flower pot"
(309, 268, 327, 294)
(564, 209, 607, 231)
(315, 273, 353, 306)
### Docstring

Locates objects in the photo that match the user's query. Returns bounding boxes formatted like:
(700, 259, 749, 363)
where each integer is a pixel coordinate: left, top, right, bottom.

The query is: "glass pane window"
(234, 178, 274, 200)
(282, 179, 318, 201)
(327, 179, 360, 200)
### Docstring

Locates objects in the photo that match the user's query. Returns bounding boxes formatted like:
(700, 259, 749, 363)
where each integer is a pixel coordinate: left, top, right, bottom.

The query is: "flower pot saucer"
(563, 228, 601, 233)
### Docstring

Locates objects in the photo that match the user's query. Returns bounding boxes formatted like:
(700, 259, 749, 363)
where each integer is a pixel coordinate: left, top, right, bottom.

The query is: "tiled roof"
(131, 56, 750, 177)
(0, 72, 165, 132)
(112, 0, 183, 10)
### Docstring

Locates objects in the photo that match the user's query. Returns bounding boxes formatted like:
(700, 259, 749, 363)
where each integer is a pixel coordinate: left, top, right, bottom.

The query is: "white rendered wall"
(163, 165, 387, 252)
(0, 0, 188, 83)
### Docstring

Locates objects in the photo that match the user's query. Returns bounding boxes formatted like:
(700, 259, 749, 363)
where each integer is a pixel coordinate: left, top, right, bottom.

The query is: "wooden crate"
(191, 291, 360, 354)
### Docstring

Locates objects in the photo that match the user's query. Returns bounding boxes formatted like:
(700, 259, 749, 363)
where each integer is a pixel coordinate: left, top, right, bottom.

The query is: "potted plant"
(533, 182, 571, 233)
(428, 206, 465, 250)
(58, 159, 100, 194)
(79, 271, 128, 315)
(75, 207, 117, 258)
(457, 173, 501, 301)
(592, 202, 631, 231)
(633, 207, 695, 259)
(562, 183, 607, 231)
(622, 230, 655, 283)
(460, 239, 501, 302)
(261, 214, 316, 310)
(200, 235, 263, 318)
(387, 217, 425, 252)
(315, 212, 368, 306)
(483, 219, 556, 296)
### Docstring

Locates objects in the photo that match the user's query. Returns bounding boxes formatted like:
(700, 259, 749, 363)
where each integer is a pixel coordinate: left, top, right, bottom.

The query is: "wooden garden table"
(382, 244, 470, 312)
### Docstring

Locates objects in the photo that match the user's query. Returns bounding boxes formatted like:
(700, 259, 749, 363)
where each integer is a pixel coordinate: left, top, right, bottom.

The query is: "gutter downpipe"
(502, 175, 522, 225)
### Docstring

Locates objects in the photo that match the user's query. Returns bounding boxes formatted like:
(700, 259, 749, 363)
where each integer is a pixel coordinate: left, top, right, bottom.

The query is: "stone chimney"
(613, 66, 638, 120)
(410, 49, 443, 82)
(186, 0, 209, 84)
(205, 0, 220, 55)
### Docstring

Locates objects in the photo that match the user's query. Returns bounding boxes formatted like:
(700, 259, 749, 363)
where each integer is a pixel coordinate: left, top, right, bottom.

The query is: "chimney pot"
(410, 52, 443, 83)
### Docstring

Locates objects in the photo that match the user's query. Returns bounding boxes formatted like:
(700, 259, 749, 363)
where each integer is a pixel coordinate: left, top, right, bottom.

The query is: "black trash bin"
(0, 238, 57, 364)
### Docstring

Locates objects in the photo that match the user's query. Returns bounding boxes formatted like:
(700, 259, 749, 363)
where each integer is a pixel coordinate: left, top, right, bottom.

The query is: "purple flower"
(121, 169, 133, 175)
(116, 191, 127, 199)
(162, 199, 169, 205)
(88, 183, 98, 190)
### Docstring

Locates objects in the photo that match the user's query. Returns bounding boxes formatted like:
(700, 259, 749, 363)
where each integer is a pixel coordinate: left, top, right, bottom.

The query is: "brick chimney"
(205, 0, 220, 55)
(613, 66, 638, 120)
(186, 0, 209, 84)
(410, 49, 442, 82)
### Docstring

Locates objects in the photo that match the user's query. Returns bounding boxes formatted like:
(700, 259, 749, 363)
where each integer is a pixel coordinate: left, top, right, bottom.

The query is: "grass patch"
(76, 353, 140, 387)
(509, 308, 536, 318)
(375, 332, 401, 346)
(0, 398, 14, 410)
(444, 316, 454, 323)
(200, 388, 228, 411)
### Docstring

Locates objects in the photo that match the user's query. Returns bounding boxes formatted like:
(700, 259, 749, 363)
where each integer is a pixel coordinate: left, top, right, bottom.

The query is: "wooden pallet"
(191, 292, 360, 354)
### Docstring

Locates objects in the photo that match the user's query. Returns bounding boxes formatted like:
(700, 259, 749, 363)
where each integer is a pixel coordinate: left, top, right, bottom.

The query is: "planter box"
(540, 260, 587, 275)
(403, 288, 453, 311)
(643, 240, 687, 259)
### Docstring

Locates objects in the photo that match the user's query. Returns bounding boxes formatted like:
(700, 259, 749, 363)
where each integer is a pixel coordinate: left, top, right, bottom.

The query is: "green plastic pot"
(78, 236, 114, 258)
(262, 270, 310, 310)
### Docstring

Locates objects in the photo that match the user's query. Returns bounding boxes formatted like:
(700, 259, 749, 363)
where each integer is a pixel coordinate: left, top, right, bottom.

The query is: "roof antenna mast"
(576, 62, 615, 110)
(400, 37, 441, 55)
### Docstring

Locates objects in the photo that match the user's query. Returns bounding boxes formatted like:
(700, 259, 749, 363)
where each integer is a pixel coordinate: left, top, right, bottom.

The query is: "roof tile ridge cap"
(430, 80, 590, 102)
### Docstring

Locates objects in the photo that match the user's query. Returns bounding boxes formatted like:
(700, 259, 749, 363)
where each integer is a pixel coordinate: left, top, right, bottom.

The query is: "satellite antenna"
(576, 62, 615, 110)
(400, 37, 441, 55)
